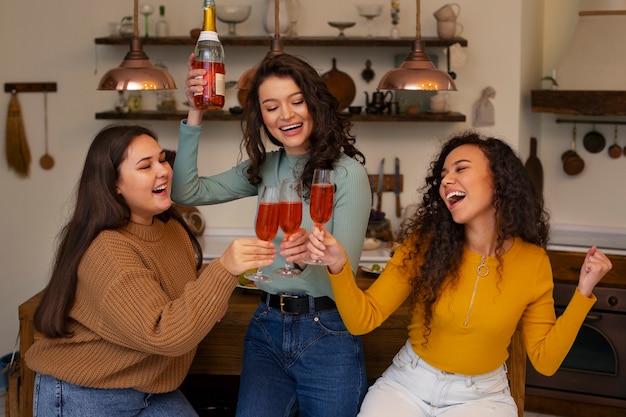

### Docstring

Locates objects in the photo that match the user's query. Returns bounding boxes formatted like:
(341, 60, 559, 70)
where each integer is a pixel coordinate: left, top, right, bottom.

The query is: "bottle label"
(215, 73, 225, 96)
(198, 31, 219, 42)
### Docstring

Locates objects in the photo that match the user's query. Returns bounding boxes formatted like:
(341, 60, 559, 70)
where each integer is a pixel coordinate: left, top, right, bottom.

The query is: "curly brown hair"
(397, 131, 550, 342)
(240, 53, 365, 199)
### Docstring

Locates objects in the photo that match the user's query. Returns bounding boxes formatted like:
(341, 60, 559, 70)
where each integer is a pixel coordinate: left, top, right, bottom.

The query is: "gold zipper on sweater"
(463, 255, 489, 327)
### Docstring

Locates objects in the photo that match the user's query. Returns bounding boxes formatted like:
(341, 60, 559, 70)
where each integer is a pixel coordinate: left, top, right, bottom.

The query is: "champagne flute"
(303, 169, 335, 265)
(275, 179, 303, 277)
(245, 186, 280, 282)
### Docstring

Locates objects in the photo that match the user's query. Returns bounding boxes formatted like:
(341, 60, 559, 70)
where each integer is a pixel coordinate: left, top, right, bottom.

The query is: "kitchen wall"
(1, 0, 624, 356)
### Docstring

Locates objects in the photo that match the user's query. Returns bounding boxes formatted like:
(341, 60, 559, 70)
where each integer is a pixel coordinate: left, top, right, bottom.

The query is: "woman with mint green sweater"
(173, 53, 371, 417)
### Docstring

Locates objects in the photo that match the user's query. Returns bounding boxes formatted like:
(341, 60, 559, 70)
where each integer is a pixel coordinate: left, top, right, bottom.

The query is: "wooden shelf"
(95, 110, 466, 123)
(95, 35, 468, 48)
(95, 36, 468, 123)
(531, 90, 626, 116)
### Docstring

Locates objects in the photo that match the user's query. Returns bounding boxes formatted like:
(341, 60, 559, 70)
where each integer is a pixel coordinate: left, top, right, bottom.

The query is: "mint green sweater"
(172, 120, 372, 298)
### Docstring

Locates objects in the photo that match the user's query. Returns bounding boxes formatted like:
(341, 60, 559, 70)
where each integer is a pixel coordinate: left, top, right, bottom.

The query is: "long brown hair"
(397, 132, 550, 341)
(34, 125, 202, 338)
(241, 53, 365, 199)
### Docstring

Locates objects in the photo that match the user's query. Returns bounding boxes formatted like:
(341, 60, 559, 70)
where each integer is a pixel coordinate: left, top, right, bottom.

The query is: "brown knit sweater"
(25, 218, 238, 393)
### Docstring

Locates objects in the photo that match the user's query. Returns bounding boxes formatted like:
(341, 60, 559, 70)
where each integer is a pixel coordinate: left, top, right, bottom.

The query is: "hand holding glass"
(245, 186, 280, 282)
(275, 179, 303, 277)
(303, 169, 335, 265)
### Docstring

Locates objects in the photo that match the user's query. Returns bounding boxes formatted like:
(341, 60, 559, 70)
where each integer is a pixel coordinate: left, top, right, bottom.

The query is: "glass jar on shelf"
(128, 91, 143, 112)
(155, 62, 176, 111)
(119, 16, 134, 38)
(115, 91, 129, 113)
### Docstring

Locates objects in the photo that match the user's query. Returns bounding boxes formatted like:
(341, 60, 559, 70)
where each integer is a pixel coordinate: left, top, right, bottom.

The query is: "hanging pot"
(562, 125, 584, 176)
(321, 58, 356, 111)
(608, 125, 622, 159)
(582, 125, 605, 154)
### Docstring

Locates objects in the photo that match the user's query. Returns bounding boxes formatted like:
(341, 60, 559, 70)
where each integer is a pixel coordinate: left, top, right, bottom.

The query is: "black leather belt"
(261, 292, 336, 314)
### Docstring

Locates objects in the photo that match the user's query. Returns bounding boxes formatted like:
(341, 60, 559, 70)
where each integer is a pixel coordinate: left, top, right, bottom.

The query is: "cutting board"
(524, 137, 543, 197)
(321, 58, 356, 111)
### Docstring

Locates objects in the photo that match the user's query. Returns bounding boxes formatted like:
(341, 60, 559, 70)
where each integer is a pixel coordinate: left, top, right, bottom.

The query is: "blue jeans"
(235, 301, 367, 417)
(358, 341, 517, 417)
(33, 373, 198, 417)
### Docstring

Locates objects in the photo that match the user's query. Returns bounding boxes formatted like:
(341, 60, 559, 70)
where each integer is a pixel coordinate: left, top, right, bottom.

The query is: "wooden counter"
(10, 273, 525, 417)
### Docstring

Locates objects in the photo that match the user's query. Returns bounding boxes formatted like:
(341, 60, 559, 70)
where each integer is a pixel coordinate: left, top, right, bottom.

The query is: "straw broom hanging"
(5, 91, 31, 178)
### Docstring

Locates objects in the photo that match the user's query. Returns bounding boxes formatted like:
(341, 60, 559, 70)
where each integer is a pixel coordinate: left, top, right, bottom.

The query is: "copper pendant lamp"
(236, 0, 285, 93)
(97, 0, 176, 90)
(378, 0, 457, 91)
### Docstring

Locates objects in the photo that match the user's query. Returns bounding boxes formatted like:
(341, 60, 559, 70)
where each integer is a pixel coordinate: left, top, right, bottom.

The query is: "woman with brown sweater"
(25, 125, 275, 417)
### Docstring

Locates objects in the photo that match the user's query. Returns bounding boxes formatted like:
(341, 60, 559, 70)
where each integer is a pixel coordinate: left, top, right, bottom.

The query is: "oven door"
(525, 285, 626, 406)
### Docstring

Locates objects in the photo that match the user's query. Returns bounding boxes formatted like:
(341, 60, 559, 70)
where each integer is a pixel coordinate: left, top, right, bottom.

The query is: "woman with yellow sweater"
(308, 132, 612, 417)
(25, 125, 275, 417)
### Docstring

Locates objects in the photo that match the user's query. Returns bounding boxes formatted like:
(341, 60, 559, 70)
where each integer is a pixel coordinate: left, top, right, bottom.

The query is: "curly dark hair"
(240, 53, 365, 199)
(397, 131, 550, 342)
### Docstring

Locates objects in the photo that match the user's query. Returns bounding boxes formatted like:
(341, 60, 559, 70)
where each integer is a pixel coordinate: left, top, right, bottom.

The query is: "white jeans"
(358, 340, 518, 417)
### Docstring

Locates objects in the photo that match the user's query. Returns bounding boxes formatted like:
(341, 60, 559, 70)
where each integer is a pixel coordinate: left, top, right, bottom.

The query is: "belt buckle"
(279, 294, 299, 314)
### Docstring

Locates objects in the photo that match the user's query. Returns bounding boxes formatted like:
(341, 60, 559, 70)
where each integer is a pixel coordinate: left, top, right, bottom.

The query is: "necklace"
(463, 255, 490, 327)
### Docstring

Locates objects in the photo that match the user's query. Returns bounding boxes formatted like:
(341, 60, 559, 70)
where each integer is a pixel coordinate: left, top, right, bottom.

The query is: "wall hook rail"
(4, 83, 57, 93)
(556, 118, 626, 126)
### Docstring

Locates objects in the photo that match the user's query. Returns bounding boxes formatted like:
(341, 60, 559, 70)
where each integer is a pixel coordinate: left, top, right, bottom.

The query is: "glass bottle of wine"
(193, 0, 225, 110)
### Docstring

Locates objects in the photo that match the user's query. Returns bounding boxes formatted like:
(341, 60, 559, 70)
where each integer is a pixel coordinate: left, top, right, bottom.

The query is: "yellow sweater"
(330, 238, 596, 376)
(25, 219, 238, 393)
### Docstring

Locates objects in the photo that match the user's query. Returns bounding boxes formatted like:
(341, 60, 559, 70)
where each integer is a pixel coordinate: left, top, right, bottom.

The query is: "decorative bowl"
(216, 5, 252, 24)
(356, 4, 384, 19)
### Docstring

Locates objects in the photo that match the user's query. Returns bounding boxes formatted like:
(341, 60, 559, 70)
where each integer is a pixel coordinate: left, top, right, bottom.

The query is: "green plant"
(541, 76, 558, 87)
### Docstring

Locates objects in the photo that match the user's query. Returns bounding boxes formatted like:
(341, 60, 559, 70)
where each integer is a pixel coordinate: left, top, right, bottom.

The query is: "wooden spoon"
(39, 92, 54, 170)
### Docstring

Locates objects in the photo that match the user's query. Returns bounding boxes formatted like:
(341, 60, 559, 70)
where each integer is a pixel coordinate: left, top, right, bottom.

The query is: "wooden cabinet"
(94, 36, 468, 122)
(548, 249, 626, 288)
(10, 271, 527, 417)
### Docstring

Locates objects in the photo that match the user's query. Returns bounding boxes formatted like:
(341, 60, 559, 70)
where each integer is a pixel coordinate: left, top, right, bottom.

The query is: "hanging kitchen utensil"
(361, 59, 375, 83)
(524, 137, 543, 197)
(5, 91, 31, 178)
(39, 92, 54, 170)
(608, 125, 621, 159)
(394, 157, 402, 218)
(376, 158, 384, 214)
(562, 124, 584, 176)
(561, 124, 577, 162)
(321, 58, 356, 111)
(582, 124, 605, 154)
